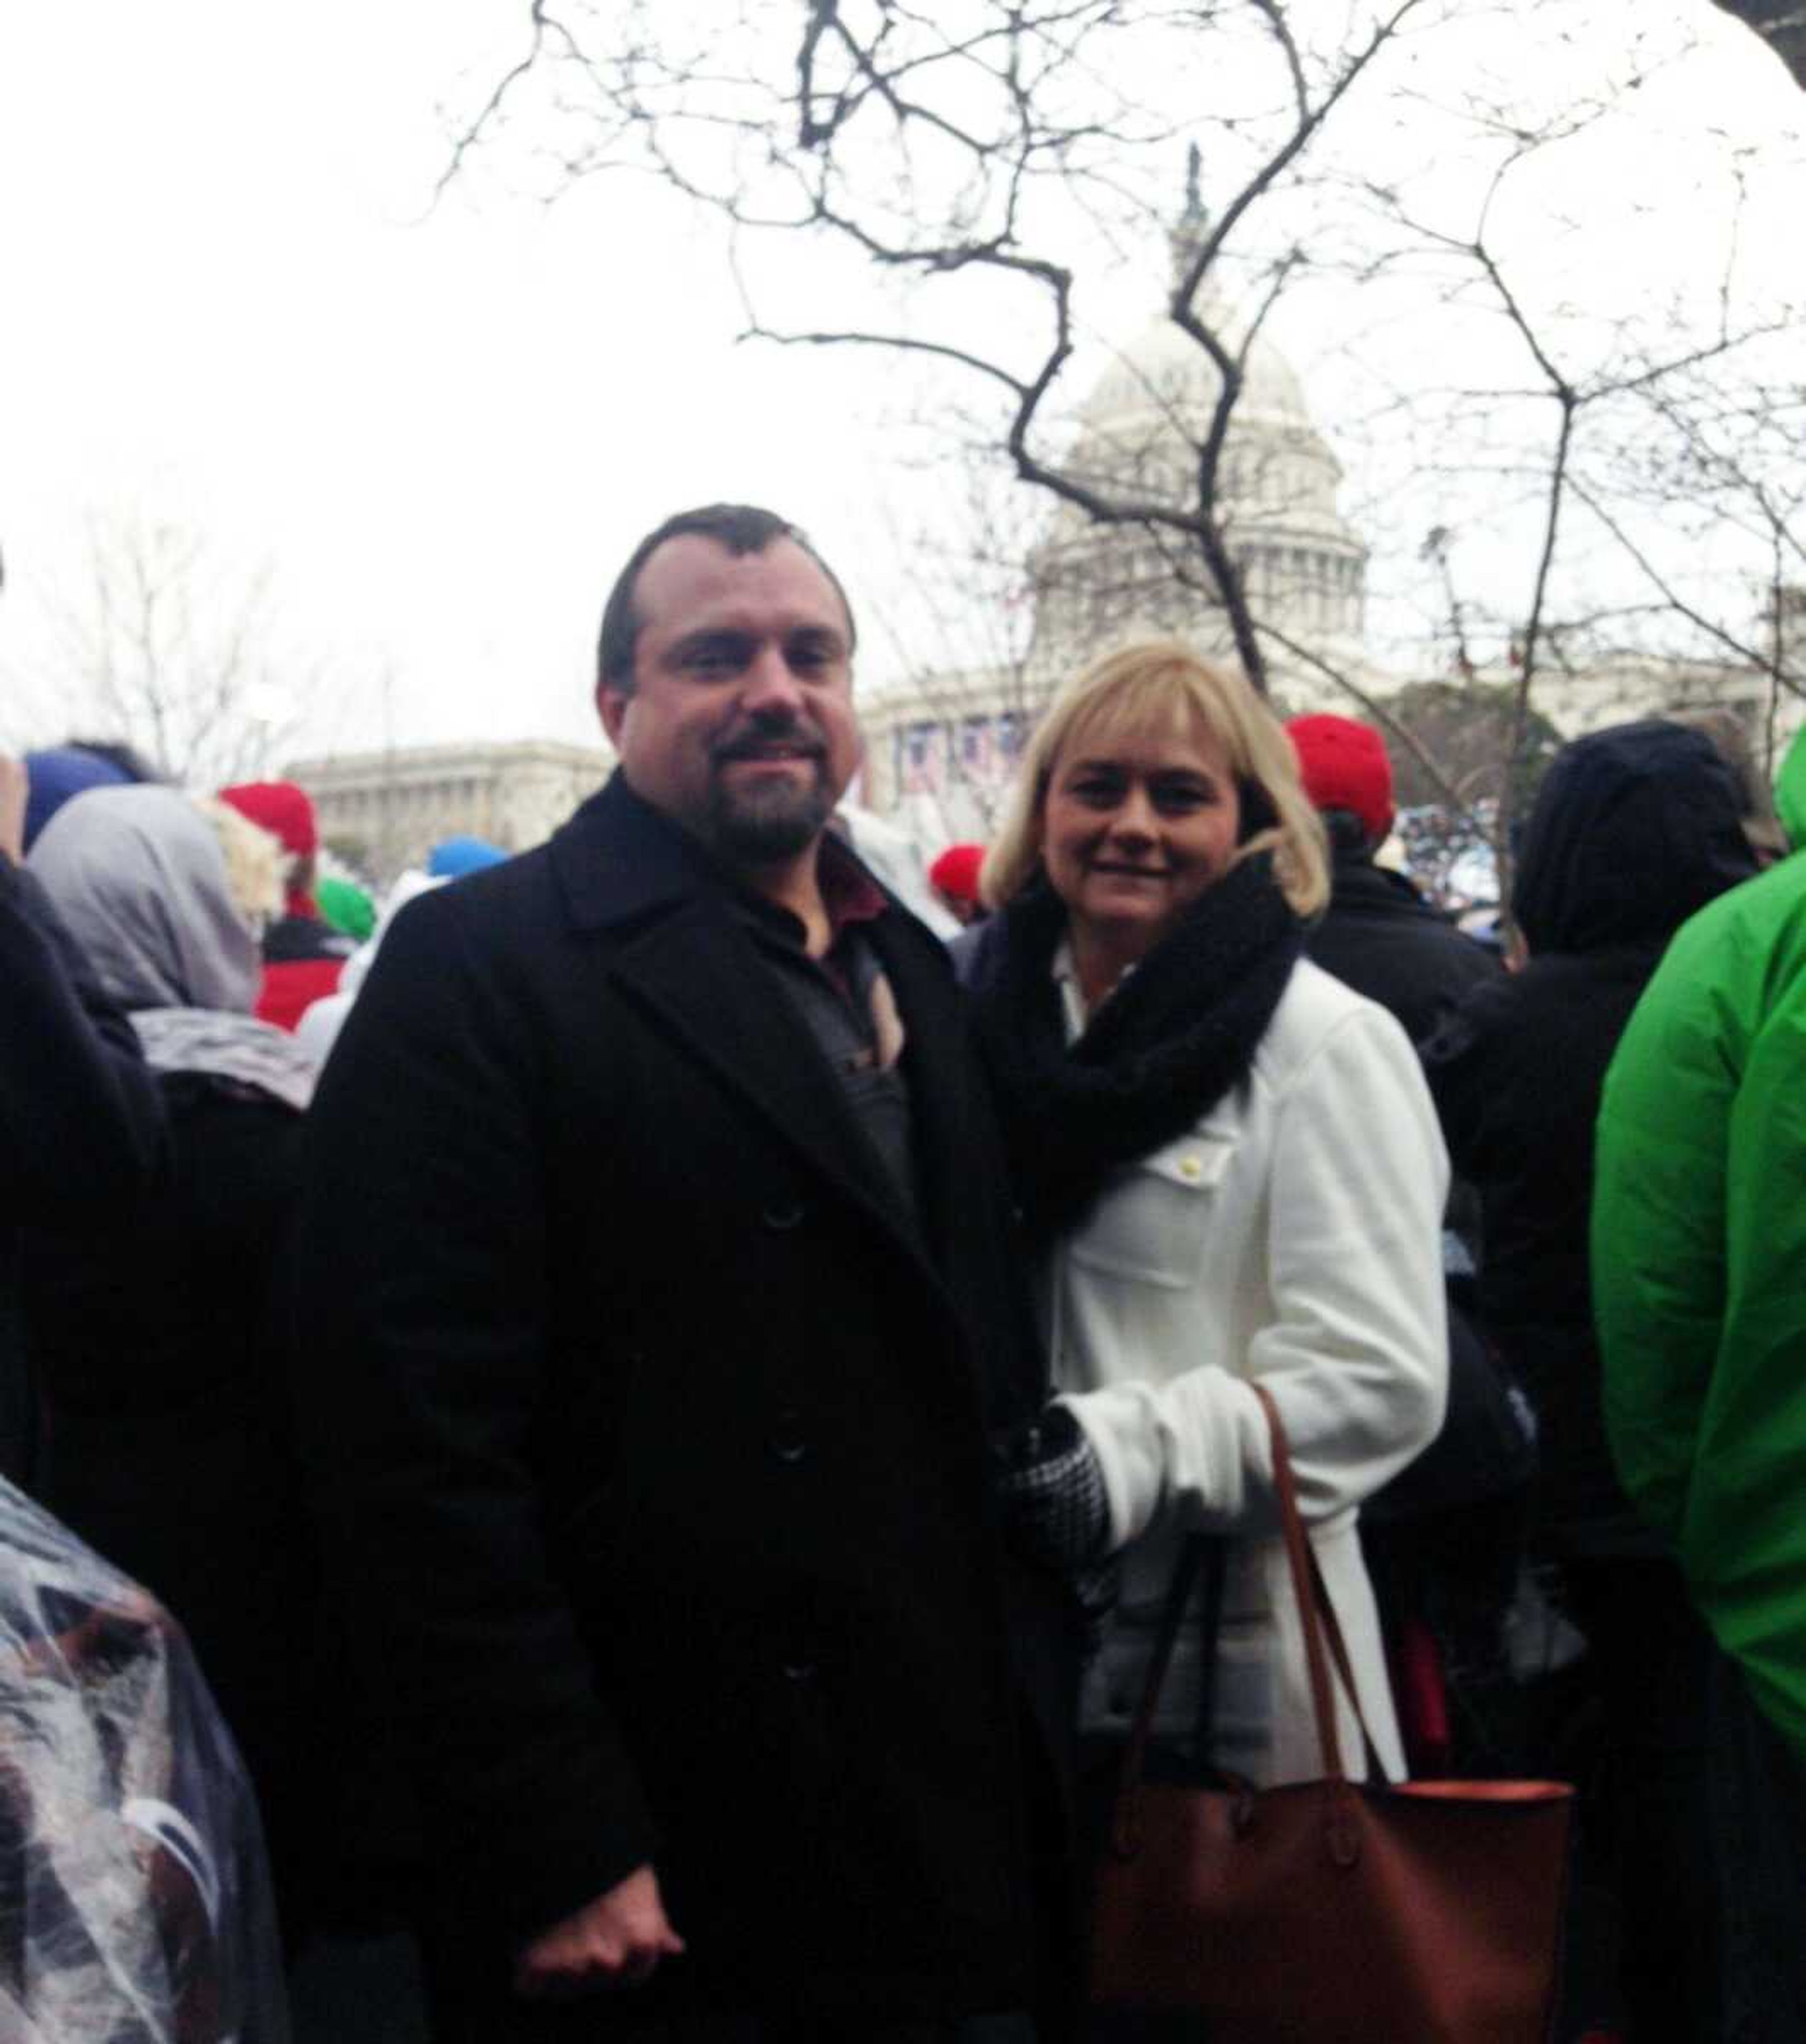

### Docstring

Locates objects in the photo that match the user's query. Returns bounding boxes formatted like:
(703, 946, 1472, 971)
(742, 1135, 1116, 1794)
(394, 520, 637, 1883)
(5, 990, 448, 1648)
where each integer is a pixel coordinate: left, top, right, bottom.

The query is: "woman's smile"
(1040, 721, 1243, 979)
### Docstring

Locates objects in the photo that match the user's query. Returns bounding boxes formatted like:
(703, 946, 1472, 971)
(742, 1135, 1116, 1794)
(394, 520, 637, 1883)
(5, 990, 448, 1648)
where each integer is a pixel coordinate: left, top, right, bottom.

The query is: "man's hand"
(513, 1864, 685, 2001)
(0, 755, 27, 866)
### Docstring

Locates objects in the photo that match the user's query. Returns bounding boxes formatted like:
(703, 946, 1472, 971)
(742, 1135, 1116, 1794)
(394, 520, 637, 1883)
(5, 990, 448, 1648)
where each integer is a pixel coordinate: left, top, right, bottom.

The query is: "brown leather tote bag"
(1086, 1383, 1573, 2044)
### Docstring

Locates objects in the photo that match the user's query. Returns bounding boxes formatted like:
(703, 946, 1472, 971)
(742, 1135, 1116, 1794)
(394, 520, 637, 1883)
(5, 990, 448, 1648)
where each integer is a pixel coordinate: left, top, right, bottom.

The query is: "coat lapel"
(553, 777, 938, 1266)
(869, 908, 1050, 1416)
(613, 894, 931, 1246)
(866, 910, 970, 1273)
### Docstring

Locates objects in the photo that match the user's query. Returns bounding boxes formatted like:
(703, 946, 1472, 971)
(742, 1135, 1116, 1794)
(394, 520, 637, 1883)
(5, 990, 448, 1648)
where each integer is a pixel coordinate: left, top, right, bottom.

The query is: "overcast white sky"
(0, 0, 1800, 766)
(0, 0, 916, 759)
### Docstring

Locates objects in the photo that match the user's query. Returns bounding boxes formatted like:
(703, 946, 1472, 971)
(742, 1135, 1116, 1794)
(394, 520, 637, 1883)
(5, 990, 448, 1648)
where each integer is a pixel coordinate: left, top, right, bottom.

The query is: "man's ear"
(598, 687, 629, 749)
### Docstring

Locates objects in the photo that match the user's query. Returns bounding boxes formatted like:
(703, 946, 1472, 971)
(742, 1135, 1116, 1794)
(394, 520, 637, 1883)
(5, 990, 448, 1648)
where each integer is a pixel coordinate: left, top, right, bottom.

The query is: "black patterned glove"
(993, 1403, 1112, 1573)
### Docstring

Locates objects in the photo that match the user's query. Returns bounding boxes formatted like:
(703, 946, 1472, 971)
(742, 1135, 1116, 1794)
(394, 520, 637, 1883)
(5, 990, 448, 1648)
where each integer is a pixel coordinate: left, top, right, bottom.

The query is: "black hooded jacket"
(1422, 721, 1757, 1542)
(1307, 852, 1500, 1048)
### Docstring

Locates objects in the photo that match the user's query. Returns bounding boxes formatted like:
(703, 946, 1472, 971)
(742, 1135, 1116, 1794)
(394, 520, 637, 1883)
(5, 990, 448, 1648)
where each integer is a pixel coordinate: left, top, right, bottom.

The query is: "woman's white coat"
(1055, 955, 1449, 1785)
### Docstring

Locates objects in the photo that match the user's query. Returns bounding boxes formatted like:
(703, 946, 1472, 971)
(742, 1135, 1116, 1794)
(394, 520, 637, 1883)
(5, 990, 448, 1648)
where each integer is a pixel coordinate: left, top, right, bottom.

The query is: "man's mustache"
(712, 720, 828, 764)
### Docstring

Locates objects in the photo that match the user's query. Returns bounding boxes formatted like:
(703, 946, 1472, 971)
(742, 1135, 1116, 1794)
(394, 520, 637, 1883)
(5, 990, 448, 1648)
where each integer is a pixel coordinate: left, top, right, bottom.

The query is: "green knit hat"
(316, 875, 376, 943)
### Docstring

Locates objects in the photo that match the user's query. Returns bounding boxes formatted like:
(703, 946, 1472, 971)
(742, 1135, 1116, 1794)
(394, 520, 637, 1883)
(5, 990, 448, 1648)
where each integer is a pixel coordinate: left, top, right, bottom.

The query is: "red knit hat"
(1285, 716, 1395, 844)
(218, 780, 318, 859)
(929, 842, 986, 905)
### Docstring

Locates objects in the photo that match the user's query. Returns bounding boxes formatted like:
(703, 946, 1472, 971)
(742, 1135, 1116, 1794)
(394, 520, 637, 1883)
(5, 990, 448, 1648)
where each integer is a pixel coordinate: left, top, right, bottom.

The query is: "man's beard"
(705, 753, 836, 863)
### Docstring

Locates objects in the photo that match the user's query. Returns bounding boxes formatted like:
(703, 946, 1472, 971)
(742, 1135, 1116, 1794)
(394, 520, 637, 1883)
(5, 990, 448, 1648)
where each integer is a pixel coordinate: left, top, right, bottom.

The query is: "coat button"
(761, 1198, 805, 1230)
(1177, 1155, 1204, 1182)
(770, 1408, 809, 1465)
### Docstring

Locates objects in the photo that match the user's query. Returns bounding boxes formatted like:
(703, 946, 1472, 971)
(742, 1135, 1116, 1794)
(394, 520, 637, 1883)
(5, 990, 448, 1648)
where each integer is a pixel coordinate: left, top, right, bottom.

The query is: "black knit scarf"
(971, 852, 1304, 1244)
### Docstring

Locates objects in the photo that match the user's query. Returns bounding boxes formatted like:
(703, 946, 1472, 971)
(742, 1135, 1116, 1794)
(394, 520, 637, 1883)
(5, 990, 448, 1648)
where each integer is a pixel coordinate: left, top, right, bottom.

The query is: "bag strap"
(1252, 1381, 1348, 1783)
(1114, 1383, 1391, 1815)
(1307, 1544, 1390, 1782)
(1190, 1533, 1230, 1764)
(1116, 1534, 1209, 1810)
(1249, 1382, 1393, 1785)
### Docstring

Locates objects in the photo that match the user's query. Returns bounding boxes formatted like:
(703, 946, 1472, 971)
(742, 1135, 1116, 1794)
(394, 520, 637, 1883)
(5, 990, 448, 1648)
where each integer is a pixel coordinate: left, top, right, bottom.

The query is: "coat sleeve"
(1591, 924, 1737, 1546)
(1067, 1003, 1450, 1544)
(288, 887, 660, 1938)
(0, 858, 163, 1225)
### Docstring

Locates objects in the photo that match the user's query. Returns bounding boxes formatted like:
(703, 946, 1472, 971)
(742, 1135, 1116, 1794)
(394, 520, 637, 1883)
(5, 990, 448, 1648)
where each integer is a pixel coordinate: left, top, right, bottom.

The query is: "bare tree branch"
(436, 0, 1805, 903)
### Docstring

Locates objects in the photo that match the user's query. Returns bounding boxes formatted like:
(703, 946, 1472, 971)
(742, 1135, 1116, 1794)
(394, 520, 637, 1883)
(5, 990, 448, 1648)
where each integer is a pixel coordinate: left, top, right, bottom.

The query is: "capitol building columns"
(857, 202, 1795, 856)
(860, 223, 1382, 847)
(282, 739, 610, 884)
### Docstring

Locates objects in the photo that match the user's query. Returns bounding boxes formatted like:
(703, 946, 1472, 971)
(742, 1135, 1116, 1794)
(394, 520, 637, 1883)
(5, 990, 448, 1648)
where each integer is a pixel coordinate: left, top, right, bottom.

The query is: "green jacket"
(1592, 725, 1806, 1768)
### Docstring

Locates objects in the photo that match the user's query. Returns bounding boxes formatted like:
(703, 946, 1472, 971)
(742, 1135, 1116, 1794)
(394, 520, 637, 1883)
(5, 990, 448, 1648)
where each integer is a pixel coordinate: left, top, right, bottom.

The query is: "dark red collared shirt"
(734, 833, 919, 1227)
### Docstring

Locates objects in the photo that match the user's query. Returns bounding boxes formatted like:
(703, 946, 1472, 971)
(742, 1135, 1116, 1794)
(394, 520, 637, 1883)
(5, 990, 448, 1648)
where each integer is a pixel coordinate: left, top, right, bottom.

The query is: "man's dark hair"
(595, 503, 856, 694)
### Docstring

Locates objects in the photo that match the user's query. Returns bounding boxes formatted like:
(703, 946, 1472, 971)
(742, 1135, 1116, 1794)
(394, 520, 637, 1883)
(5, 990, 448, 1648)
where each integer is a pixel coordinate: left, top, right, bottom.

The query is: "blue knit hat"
(23, 747, 133, 850)
(427, 834, 507, 880)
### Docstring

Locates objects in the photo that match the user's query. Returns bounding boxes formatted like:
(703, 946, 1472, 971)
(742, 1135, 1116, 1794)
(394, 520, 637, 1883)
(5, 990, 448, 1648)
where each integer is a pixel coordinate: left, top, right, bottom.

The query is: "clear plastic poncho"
(0, 1478, 288, 2043)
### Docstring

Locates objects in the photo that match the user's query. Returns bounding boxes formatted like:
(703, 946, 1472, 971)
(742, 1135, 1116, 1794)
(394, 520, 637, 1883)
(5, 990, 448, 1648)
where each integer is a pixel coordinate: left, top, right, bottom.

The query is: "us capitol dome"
(862, 176, 1373, 832)
(856, 169, 1783, 844)
(1026, 212, 1367, 684)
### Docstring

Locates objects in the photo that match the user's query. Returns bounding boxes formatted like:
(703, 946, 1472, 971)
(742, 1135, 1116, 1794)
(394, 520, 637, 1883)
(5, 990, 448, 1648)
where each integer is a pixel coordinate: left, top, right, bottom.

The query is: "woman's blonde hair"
(982, 639, 1329, 918)
(190, 795, 286, 932)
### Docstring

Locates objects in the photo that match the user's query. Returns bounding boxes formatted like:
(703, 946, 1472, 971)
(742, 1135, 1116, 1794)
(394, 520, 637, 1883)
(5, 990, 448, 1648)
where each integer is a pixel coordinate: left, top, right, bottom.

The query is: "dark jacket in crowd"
(1307, 848, 1501, 1048)
(14, 786, 323, 1938)
(0, 858, 163, 1486)
(0, 858, 163, 1223)
(289, 775, 1075, 2023)
(1423, 720, 1758, 1547)
(19, 1079, 314, 1875)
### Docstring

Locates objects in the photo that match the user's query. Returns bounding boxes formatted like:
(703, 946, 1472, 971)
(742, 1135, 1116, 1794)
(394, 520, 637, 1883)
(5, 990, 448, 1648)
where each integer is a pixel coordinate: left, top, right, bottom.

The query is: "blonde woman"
(966, 642, 1448, 1785)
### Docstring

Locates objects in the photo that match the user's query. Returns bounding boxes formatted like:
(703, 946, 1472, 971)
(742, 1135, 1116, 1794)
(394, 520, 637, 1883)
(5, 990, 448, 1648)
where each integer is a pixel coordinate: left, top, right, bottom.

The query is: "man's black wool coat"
(290, 774, 1075, 2020)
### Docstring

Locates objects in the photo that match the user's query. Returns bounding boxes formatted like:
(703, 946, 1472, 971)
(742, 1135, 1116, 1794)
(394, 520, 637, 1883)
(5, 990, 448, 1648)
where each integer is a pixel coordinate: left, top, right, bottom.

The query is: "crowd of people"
(1, 499, 1803, 2043)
